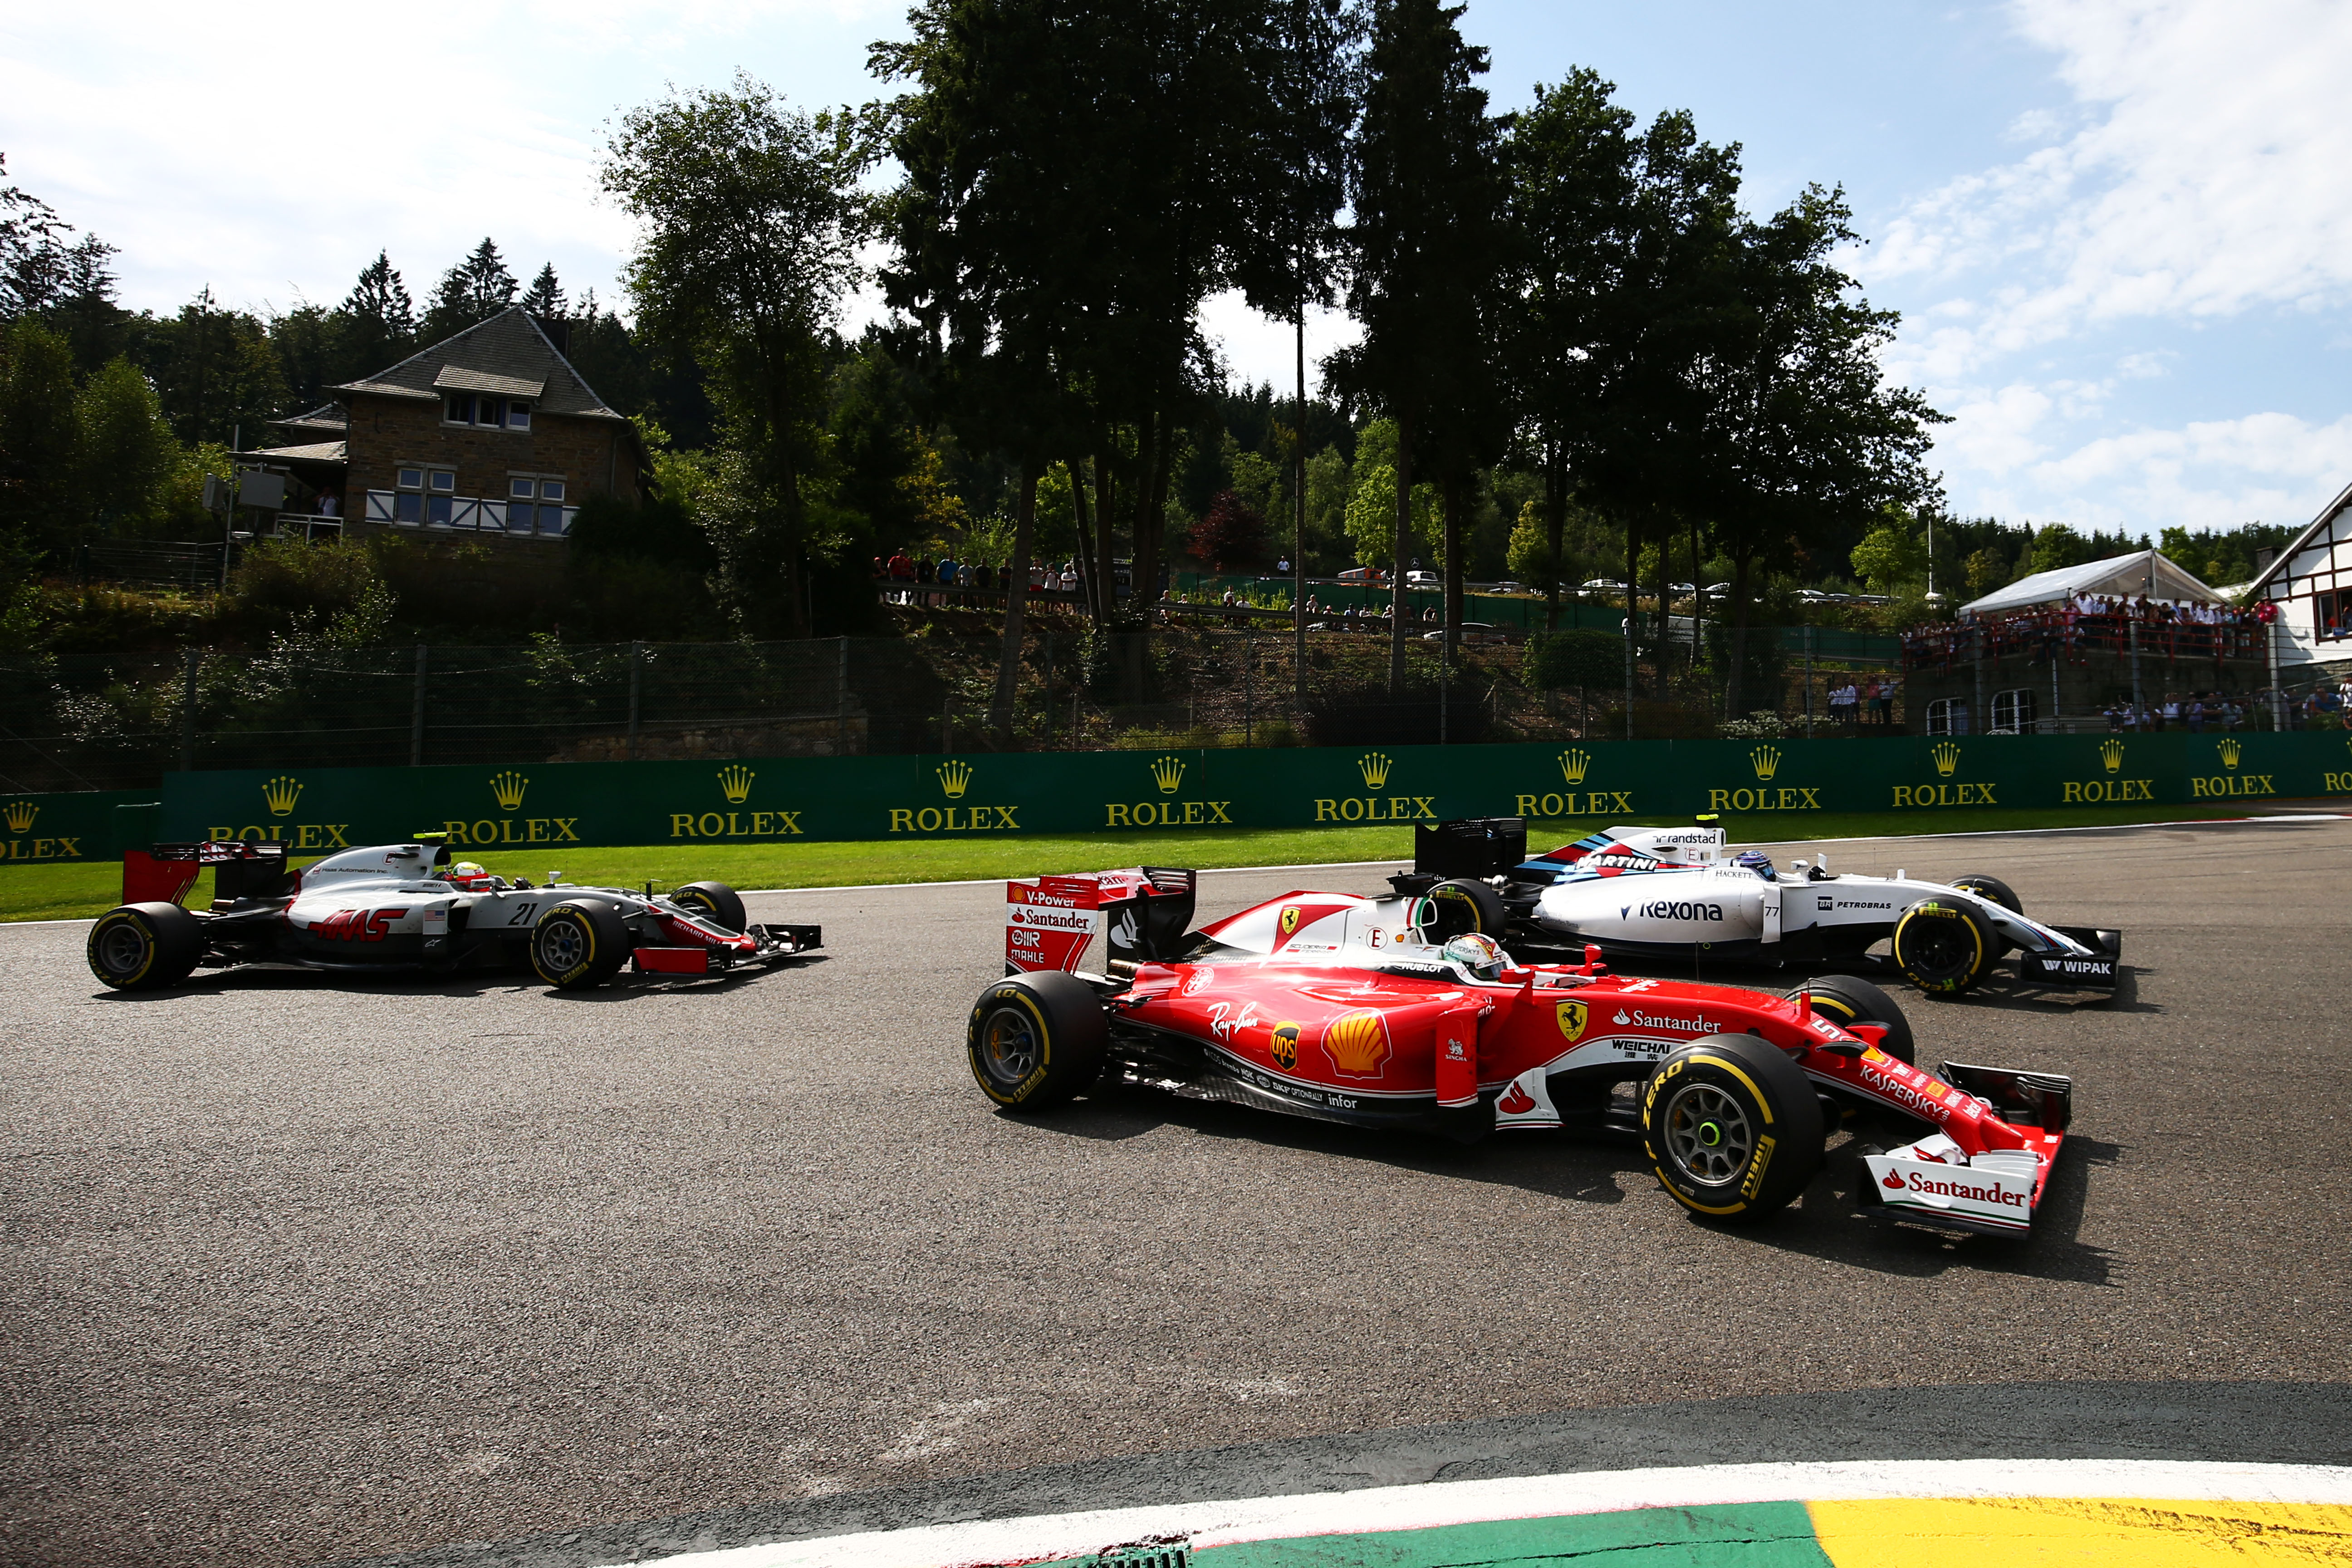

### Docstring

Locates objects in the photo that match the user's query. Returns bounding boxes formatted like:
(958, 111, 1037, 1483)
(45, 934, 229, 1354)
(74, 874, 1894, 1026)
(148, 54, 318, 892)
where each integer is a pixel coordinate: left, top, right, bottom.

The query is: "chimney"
(2254, 546, 2278, 573)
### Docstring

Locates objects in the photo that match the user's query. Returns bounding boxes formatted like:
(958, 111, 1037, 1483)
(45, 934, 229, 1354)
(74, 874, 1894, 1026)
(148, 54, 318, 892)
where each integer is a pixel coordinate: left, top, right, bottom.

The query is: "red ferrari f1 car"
(970, 866, 2075, 1235)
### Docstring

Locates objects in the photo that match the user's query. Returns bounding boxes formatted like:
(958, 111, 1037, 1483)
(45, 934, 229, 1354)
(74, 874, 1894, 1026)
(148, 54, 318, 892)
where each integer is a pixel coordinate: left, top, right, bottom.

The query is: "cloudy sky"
(5, 0, 2346, 540)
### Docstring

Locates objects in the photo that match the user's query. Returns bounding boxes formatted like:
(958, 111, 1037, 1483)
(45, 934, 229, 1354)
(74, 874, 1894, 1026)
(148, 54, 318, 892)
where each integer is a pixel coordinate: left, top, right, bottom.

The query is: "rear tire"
(966, 970, 1107, 1110)
(1890, 898, 1999, 995)
(672, 880, 747, 933)
(1947, 873, 2022, 915)
(1642, 1033, 1825, 1223)
(1786, 975, 1914, 1064)
(530, 899, 629, 990)
(1422, 878, 1506, 943)
(87, 902, 204, 991)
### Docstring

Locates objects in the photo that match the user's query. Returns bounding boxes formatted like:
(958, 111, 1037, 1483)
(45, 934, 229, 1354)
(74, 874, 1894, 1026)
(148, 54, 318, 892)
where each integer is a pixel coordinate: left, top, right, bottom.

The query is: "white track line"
(614, 1458, 2352, 1568)
(12, 815, 2346, 927)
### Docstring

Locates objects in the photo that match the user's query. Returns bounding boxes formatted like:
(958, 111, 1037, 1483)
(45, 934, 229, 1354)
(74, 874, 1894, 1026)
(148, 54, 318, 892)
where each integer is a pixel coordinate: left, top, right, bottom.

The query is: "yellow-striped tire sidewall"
(968, 985, 1054, 1107)
(1893, 901, 1985, 993)
(532, 908, 598, 988)
(88, 910, 158, 990)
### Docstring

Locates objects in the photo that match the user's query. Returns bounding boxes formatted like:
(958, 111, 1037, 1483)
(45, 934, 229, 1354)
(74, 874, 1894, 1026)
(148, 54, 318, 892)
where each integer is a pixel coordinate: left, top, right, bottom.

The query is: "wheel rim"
(1661, 1082, 1754, 1187)
(96, 921, 147, 976)
(538, 918, 585, 971)
(1903, 919, 1969, 977)
(980, 1007, 1039, 1086)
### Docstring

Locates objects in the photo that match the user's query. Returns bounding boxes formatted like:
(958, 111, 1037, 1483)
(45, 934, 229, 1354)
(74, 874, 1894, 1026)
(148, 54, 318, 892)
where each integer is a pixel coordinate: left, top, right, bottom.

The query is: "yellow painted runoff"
(1809, 1496, 2352, 1565)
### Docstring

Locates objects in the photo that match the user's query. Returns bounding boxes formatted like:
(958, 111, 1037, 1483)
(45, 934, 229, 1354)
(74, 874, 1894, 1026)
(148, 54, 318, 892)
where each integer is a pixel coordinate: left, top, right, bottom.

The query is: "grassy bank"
(5, 799, 2322, 924)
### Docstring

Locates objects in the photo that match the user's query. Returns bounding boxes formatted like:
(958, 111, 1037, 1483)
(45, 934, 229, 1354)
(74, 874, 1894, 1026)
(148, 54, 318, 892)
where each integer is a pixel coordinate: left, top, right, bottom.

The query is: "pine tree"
(334, 251, 416, 379)
(522, 262, 567, 318)
(422, 238, 518, 341)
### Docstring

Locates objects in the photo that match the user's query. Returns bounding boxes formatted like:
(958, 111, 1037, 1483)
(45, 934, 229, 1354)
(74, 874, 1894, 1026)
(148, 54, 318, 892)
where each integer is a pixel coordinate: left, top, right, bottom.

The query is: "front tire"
(966, 971, 1107, 1110)
(1947, 873, 2022, 915)
(1890, 897, 1999, 995)
(1642, 1034, 1825, 1223)
(1422, 878, 1506, 943)
(87, 902, 204, 991)
(530, 899, 629, 990)
(672, 880, 747, 933)
(1786, 975, 1914, 1064)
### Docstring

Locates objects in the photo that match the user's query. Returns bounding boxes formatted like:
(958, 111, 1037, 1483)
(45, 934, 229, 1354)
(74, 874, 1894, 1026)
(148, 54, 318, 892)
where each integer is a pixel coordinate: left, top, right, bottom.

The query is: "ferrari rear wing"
(1004, 867, 1196, 976)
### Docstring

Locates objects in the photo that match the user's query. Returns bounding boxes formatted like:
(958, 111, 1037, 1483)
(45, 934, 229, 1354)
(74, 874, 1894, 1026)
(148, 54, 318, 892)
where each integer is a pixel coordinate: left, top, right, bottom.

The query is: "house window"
(1991, 688, 2038, 734)
(505, 477, 569, 534)
(446, 392, 523, 428)
(1926, 697, 1970, 735)
(2320, 589, 2352, 640)
(393, 466, 443, 525)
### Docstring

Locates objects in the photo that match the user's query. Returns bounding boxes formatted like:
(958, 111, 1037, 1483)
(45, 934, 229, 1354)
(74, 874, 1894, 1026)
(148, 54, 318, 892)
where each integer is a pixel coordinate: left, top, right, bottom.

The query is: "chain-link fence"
(0, 616, 1917, 794)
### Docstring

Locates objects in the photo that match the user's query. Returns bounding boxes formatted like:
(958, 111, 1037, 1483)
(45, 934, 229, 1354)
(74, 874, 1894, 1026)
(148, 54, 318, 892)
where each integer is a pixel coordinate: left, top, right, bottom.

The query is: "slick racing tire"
(87, 902, 204, 991)
(530, 899, 629, 990)
(1785, 975, 1915, 1065)
(1642, 1034, 1824, 1224)
(1890, 897, 1999, 995)
(1946, 873, 2022, 916)
(1421, 878, 1507, 943)
(672, 880, 747, 933)
(967, 970, 1107, 1111)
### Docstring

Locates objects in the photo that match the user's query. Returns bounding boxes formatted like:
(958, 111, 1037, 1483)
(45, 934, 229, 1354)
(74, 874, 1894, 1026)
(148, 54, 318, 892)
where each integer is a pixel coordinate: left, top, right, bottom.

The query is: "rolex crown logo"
(263, 774, 303, 816)
(1749, 745, 1781, 781)
(717, 763, 756, 804)
(2100, 738, 2125, 774)
(1151, 755, 1186, 794)
(2217, 737, 2242, 769)
(1558, 748, 1591, 786)
(489, 770, 530, 810)
(936, 759, 973, 799)
(1931, 740, 1961, 777)
(1357, 752, 1393, 790)
(2, 800, 34, 833)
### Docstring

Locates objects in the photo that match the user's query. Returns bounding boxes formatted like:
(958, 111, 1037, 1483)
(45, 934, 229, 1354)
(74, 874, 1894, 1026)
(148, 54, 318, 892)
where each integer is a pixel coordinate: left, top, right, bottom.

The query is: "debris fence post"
(179, 649, 199, 772)
(627, 642, 643, 760)
(1243, 631, 1254, 746)
(1043, 632, 1054, 750)
(411, 645, 428, 766)
(834, 635, 848, 756)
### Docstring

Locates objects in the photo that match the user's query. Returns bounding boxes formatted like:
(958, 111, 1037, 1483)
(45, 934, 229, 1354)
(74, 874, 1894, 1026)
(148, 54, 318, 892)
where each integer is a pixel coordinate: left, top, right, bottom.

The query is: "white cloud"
(1870, 0, 2352, 377)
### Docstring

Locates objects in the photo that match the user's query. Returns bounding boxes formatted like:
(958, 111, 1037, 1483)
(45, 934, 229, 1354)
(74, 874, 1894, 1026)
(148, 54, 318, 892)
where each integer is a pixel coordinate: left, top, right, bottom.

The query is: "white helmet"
(1443, 931, 1509, 980)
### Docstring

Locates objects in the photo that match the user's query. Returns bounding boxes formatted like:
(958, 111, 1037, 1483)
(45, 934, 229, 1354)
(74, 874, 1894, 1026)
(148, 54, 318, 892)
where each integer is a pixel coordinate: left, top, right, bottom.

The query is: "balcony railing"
(362, 490, 576, 539)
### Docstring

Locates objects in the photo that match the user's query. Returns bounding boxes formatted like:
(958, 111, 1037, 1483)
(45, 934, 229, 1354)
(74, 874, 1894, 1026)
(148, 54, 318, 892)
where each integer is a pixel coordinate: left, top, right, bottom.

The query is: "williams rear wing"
(1412, 818, 1527, 880)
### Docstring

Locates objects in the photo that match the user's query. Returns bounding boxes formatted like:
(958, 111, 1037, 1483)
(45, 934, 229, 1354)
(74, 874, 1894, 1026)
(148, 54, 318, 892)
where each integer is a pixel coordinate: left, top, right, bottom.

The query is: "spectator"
(2186, 695, 2206, 732)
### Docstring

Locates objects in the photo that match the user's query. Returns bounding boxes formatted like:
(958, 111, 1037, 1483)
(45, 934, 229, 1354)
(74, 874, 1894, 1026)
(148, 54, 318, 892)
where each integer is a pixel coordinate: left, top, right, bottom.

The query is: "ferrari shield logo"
(1277, 906, 1304, 939)
(1269, 1020, 1301, 1071)
(1555, 1000, 1589, 1044)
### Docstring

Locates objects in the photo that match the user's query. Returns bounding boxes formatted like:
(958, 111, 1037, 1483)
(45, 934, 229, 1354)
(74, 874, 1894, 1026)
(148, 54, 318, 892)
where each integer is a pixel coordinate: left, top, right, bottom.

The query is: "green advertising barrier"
(136, 730, 2352, 856)
(0, 788, 157, 863)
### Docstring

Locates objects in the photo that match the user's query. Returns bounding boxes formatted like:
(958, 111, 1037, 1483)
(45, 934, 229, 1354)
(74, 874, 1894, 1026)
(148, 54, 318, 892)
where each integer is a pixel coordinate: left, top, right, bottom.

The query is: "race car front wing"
(629, 922, 823, 976)
(1858, 1060, 2074, 1236)
(2015, 925, 2124, 988)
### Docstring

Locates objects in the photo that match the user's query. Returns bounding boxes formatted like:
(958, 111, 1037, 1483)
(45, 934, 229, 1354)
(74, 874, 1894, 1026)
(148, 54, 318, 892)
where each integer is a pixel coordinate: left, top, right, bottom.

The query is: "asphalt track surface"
(5, 818, 2351, 1566)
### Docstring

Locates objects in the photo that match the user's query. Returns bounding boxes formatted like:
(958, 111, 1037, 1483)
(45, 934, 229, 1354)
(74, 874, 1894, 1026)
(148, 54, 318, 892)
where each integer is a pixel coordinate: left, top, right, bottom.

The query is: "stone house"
(252, 307, 649, 543)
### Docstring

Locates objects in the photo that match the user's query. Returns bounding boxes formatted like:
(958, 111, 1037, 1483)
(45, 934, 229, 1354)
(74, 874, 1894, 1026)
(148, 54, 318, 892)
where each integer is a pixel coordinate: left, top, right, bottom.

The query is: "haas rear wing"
(123, 840, 291, 906)
(1004, 867, 1197, 975)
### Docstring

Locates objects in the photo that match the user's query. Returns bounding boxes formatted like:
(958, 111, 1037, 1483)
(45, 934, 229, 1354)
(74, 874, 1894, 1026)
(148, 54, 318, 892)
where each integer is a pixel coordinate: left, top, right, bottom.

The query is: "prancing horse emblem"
(1277, 906, 1304, 939)
(1555, 1000, 1589, 1044)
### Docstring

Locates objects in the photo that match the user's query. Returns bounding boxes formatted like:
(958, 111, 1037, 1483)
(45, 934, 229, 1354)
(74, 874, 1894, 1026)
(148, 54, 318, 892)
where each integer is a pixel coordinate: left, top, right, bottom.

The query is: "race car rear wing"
(122, 840, 291, 907)
(1004, 867, 1197, 975)
(1410, 817, 1527, 880)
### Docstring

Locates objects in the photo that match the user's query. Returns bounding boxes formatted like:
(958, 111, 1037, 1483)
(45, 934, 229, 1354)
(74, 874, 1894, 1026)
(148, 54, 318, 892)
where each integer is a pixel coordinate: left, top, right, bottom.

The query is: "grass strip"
(0, 799, 2299, 924)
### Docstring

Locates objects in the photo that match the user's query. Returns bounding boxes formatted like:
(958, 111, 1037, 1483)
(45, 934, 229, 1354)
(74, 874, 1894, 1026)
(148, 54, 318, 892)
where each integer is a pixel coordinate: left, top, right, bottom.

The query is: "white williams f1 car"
(1395, 818, 2122, 997)
(87, 837, 820, 991)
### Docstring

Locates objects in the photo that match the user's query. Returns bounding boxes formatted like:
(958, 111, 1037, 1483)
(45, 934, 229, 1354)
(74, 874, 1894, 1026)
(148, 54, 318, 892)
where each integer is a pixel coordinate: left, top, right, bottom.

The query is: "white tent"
(1958, 548, 2221, 618)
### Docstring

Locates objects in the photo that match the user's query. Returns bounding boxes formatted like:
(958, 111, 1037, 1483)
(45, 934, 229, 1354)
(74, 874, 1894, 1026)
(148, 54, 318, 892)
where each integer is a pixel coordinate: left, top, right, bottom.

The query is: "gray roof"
(268, 402, 348, 434)
(253, 440, 348, 464)
(333, 307, 622, 421)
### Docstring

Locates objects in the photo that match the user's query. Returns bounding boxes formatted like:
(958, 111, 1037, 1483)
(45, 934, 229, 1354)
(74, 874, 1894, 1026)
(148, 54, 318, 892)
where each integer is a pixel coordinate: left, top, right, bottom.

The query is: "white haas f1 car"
(1390, 818, 2122, 997)
(86, 837, 819, 991)
(981, 865, 2076, 1237)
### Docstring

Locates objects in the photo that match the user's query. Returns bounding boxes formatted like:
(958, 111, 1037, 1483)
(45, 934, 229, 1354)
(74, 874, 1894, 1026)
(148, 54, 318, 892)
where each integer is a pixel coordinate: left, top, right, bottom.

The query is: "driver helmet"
(447, 861, 489, 886)
(1443, 931, 1509, 980)
(1733, 849, 1774, 879)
